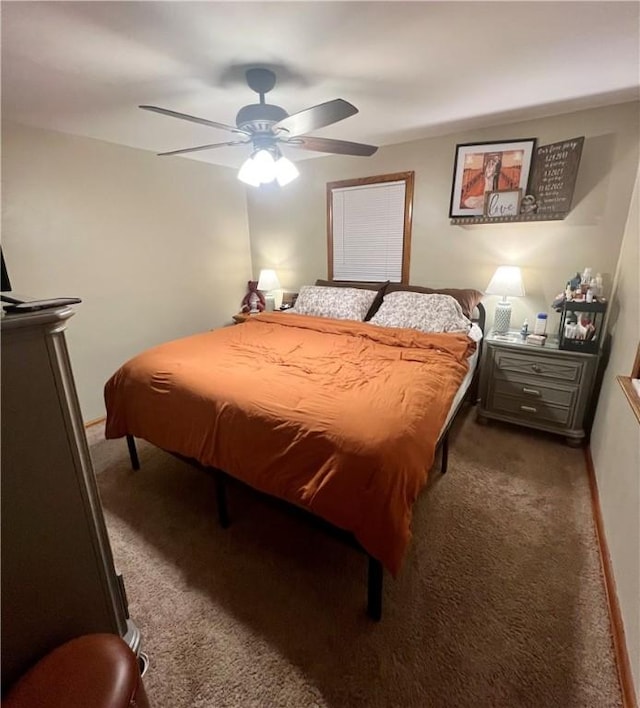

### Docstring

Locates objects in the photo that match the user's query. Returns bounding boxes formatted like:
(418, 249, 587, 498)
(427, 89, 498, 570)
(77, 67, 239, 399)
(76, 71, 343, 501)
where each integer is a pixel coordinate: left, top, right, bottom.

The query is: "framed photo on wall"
(449, 138, 536, 217)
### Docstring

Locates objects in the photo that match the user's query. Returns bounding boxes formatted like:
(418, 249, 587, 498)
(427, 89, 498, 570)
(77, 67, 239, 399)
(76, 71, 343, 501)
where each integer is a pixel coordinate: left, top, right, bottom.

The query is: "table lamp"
(257, 269, 282, 311)
(485, 265, 525, 333)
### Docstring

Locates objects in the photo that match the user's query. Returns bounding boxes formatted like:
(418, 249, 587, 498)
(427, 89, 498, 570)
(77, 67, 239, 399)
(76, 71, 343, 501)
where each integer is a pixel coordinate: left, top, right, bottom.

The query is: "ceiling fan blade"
(291, 135, 378, 157)
(140, 105, 250, 136)
(274, 99, 358, 137)
(158, 140, 248, 156)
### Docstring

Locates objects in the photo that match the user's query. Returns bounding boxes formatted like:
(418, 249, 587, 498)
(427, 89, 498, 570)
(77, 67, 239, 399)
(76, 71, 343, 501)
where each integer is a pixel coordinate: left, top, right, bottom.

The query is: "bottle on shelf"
(534, 312, 548, 335)
(520, 319, 529, 338)
(595, 273, 603, 297)
(580, 268, 592, 296)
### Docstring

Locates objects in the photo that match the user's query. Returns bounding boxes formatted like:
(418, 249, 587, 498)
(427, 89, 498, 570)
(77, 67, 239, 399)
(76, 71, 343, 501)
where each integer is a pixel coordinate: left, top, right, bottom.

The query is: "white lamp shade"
(274, 155, 299, 186)
(257, 269, 281, 292)
(252, 150, 276, 183)
(485, 266, 525, 298)
(237, 157, 262, 187)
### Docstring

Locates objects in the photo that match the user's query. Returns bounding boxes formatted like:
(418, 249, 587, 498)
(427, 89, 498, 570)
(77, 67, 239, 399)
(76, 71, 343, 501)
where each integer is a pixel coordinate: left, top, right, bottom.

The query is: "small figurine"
(565, 282, 573, 301)
(240, 280, 266, 314)
(569, 272, 582, 292)
(520, 194, 538, 214)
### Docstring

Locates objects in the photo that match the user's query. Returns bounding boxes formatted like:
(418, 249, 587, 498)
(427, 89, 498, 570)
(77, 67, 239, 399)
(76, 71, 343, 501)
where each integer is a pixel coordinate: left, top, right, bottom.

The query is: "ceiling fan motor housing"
(235, 103, 289, 134)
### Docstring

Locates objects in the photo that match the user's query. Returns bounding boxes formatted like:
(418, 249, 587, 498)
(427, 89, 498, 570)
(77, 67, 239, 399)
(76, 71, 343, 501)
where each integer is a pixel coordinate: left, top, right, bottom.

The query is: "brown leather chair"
(3, 634, 150, 708)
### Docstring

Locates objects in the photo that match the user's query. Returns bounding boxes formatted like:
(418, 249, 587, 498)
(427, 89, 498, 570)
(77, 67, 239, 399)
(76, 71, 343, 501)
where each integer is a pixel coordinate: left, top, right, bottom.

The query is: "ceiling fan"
(140, 68, 378, 186)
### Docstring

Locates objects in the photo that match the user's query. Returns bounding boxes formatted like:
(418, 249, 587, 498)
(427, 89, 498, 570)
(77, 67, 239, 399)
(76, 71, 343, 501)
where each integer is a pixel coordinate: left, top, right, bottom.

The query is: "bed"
(104, 283, 485, 619)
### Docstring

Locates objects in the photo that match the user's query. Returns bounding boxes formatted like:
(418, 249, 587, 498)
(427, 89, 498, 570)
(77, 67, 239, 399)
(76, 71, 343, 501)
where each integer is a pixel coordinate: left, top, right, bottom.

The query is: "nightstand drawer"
(491, 394, 573, 427)
(493, 349, 584, 384)
(491, 378, 576, 408)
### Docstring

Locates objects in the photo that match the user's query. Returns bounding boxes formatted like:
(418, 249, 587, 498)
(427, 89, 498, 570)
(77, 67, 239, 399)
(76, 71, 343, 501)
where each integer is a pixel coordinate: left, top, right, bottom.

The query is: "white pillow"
(292, 285, 377, 321)
(369, 291, 471, 333)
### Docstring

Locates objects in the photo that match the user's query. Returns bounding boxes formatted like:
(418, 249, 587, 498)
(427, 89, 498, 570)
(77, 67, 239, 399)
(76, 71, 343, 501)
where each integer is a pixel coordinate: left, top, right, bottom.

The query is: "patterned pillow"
(293, 285, 378, 321)
(314, 279, 389, 321)
(369, 291, 471, 333)
(384, 284, 483, 319)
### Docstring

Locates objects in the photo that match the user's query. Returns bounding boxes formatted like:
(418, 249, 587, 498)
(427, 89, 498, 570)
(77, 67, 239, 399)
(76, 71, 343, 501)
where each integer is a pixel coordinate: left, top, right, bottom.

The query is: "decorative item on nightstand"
(257, 269, 282, 311)
(241, 281, 265, 314)
(485, 265, 525, 333)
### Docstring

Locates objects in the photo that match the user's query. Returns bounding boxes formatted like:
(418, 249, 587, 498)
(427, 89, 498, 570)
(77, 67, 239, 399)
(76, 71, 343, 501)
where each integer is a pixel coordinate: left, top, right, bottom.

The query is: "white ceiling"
(2, 1, 639, 169)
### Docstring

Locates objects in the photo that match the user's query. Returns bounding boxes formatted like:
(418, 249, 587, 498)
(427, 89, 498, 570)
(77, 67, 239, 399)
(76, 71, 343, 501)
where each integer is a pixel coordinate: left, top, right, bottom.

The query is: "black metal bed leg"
(367, 556, 383, 621)
(214, 470, 230, 529)
(441, 432, 449, 475)
(126, 435, 140, 471)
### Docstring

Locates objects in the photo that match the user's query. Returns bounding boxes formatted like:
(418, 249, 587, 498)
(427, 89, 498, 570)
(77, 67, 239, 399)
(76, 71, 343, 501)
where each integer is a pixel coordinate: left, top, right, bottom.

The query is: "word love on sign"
(529, 137, 584, 214)
(483, 188, 522, 218)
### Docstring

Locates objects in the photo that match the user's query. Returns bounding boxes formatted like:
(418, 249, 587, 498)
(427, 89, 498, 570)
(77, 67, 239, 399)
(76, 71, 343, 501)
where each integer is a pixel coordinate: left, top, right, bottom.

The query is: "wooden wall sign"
(529, 136, 584, 215)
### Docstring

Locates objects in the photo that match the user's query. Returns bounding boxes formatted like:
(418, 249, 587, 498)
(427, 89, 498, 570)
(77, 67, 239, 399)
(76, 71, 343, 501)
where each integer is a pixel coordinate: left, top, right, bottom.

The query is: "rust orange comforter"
(104, 313, 476, 575)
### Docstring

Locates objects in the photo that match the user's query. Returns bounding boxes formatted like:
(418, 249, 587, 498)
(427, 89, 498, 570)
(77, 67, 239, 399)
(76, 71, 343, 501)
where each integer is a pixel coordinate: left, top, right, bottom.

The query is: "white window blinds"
(331, 180, 406, 282)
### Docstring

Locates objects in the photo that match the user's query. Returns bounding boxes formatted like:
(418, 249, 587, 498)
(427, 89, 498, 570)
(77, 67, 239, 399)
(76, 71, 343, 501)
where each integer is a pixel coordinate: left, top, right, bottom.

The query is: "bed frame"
(124, 303, 485, 621)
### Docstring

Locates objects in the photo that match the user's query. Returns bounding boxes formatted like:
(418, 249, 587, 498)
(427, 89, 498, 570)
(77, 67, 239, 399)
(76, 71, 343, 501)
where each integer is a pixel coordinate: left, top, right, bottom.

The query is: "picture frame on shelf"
(483, 188, 523, 218)
(448, 138, 536, 218)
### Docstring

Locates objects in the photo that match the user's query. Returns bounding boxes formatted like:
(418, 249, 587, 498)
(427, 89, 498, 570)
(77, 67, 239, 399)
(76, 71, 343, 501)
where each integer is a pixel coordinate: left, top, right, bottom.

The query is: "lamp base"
(493, 301, 512, 333)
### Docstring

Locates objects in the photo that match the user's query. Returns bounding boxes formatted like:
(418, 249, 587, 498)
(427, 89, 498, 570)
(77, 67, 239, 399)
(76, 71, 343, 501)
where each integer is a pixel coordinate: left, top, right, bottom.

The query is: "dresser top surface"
(485, 330, 598, 359)
(1, 306, 75, 332)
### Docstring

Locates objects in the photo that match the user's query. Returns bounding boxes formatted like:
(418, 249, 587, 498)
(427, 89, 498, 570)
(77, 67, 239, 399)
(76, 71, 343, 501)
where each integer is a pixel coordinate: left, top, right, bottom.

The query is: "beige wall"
(590, 167, 640, 695)
(1, 122, 252, 421)
(247, 101, 639, 333)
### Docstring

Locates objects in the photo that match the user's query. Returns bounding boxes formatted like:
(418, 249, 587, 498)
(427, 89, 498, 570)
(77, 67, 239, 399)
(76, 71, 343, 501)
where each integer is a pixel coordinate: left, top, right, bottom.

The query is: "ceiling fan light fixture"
(237, 156, 262, 187)
(274, 154, 299, 186)
(238, 149, 276, 186)
(238, 148, 299, 188)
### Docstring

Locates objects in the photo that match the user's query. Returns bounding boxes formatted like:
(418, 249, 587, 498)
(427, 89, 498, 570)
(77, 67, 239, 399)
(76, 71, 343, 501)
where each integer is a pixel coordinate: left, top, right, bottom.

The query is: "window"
(327, 172, 414, 283)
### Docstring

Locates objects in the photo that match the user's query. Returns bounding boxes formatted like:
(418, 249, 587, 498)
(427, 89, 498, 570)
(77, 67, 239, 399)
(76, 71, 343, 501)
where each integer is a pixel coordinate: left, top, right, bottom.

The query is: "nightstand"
(232, 311, 260, 324)
(477, 331, 600, 446)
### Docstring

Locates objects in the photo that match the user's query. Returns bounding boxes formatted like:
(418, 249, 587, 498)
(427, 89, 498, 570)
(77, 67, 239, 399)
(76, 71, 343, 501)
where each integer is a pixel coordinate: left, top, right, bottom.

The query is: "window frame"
(617, 342, 640, 424)
(326, 171, 415, 283)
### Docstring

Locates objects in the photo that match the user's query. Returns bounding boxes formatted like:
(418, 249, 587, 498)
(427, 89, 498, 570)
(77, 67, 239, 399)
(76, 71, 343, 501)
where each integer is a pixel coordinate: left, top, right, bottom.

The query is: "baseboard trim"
(84, 416, 106, 429)
(585, 445, 638, 708)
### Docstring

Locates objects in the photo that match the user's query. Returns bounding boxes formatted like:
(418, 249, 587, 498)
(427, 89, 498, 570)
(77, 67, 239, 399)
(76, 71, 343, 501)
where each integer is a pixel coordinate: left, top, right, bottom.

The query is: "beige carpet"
(89, 406, 623, 707)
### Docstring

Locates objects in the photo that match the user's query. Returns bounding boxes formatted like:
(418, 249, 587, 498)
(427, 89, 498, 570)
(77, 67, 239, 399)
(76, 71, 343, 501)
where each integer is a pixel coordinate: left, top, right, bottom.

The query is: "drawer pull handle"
(520, 405, 538, 413)
(531, 364, 541, 373)
(522, 387, 541, 396)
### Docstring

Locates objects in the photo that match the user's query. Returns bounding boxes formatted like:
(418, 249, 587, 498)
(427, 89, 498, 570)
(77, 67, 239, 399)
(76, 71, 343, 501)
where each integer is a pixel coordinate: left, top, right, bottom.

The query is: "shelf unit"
(450, 213, 567, 225)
